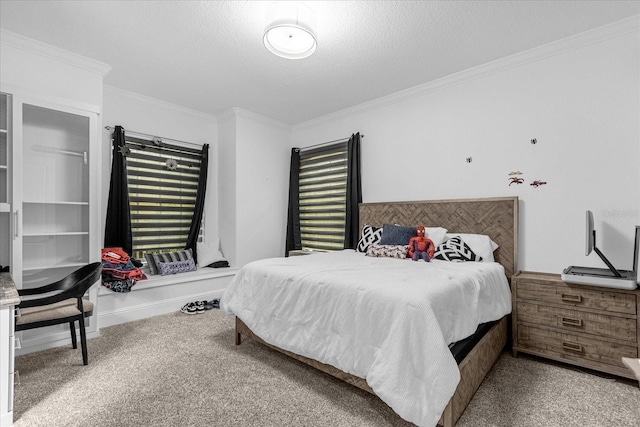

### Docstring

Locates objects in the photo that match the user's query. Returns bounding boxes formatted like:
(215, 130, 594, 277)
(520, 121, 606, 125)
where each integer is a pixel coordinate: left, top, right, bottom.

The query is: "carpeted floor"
(12, 309, 640, 427)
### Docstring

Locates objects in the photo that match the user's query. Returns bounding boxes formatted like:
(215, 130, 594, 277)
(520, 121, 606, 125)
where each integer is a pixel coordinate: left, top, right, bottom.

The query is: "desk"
(0, 273, 19, 427)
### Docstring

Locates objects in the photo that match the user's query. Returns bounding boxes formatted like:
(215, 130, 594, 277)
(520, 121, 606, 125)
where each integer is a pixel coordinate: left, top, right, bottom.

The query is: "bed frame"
(235, 196, 519, 426)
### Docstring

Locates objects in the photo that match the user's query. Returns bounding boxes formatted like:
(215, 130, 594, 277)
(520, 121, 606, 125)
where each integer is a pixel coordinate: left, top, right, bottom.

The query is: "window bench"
(97, 267, 237, 328)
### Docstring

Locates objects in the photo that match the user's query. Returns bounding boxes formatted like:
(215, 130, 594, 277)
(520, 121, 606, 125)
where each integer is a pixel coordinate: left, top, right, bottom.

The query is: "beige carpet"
(13, 310, 640, 427)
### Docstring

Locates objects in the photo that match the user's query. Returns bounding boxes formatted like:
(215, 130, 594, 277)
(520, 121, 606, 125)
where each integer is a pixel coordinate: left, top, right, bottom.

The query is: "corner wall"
(218, 108, 291, 268)
(292, 23, 640, 275)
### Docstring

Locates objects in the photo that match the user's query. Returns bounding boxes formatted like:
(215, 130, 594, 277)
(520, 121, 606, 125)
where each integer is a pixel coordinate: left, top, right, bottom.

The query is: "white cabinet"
(7, 93, 101, 352)
(0, 93, 11, 272)
(0, 273, 18, 427)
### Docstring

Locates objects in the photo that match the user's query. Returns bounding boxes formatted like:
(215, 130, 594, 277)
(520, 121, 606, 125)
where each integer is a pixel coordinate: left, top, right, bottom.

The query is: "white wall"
(235, 109, 291, 265)
(217, 109, 237, 266)
(292, 28, 640, 275)
(101, 86, 219, 246)
(218, 108, 291, 267)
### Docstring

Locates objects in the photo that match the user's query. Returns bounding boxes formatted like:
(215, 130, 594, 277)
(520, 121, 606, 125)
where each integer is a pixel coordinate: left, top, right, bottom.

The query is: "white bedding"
(222, 250, 511, 427)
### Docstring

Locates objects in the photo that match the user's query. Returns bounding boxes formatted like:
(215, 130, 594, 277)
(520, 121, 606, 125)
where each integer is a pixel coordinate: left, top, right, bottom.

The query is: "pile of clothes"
(101, 248, 146, 292)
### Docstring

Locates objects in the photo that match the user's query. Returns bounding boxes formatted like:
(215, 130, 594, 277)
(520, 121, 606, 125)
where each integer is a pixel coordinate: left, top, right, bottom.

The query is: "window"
(124, 136, 203, 260)
(298, 142, 348, 251)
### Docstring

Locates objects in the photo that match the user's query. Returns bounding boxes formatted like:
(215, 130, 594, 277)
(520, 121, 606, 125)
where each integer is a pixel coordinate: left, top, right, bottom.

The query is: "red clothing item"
(101, 247, 130, 264)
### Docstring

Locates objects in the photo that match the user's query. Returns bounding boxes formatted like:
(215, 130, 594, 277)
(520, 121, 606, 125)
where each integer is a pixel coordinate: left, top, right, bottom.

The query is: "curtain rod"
(299, 133, 364, 152)
(104, 126, 202, 148)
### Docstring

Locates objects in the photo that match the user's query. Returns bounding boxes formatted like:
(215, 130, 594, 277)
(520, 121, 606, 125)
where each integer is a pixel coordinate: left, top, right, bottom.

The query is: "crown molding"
(0, 29, 112, 76)
(293, 15, 640, 132)
(104, 85, 217, 123)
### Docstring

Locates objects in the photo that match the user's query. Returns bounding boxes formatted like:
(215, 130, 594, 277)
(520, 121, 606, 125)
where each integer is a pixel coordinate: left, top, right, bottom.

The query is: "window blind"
(125, 136, 202, 260)
(299, 142, 348, 251)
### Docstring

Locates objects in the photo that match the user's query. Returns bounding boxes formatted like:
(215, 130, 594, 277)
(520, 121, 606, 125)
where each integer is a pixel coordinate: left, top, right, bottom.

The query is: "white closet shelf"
(0, 203, 9, 213)
(23, 231, 89, 237)
(22, 261, 87, 272)
(0, 165, 7, 170)
(23, 201, 89, 205)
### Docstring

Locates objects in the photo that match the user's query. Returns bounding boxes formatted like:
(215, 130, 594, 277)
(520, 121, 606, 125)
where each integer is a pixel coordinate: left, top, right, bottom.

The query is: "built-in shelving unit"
(5, 92, 100, 351)
(0, 93, 10, 271)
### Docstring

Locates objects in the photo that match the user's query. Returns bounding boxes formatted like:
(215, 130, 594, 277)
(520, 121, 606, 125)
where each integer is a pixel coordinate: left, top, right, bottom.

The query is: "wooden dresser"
(512, 271, 639, 380)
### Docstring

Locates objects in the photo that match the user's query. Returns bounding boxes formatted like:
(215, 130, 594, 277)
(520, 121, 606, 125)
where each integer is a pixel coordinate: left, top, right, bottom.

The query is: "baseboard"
(97, 287, 227, 328)
(15, 330, 100, 357)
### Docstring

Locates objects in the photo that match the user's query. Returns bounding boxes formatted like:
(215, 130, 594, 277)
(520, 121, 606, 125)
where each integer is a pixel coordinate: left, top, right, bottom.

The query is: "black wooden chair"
(15, 262, 102, 365)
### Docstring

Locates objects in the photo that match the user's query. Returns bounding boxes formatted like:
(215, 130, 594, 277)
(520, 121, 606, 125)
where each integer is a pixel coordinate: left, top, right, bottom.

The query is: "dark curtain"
(104, 126, 133, 255)
(185, 144, 209, 264)
(344, 132, 362, 249)
(285, 148, 302, 256)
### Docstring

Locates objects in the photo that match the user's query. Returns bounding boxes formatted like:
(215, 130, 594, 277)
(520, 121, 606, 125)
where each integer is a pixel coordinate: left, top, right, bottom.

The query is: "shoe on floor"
(180, 302, 197, 315)
(204, 298, 220, 310)
(195, 300, 205, 314)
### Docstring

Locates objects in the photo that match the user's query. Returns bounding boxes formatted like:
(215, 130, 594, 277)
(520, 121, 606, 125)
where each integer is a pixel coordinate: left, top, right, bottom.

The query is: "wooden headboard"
(359, 197, 519, 280)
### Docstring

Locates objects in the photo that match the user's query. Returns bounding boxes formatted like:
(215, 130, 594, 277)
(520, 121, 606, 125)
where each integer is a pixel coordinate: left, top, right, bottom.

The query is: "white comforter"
(222, 250, 511, 426)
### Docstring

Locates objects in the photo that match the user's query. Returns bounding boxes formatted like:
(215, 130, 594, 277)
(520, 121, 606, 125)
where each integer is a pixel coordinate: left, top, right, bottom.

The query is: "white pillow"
(197, 238, 227, 267)
(444, 233, 499, 262)
(424, 227, 448, 246)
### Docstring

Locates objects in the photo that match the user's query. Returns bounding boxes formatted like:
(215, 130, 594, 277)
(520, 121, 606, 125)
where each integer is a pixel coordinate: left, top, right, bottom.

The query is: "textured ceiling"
(1, 1, 638, 125)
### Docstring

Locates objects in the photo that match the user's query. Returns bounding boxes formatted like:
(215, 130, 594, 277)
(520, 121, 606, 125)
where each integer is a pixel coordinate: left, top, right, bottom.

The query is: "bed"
(223, 197, 518, 426)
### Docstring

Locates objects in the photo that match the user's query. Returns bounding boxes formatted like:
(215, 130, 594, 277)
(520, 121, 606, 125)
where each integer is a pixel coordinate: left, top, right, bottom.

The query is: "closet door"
(12, 96, 100, 350)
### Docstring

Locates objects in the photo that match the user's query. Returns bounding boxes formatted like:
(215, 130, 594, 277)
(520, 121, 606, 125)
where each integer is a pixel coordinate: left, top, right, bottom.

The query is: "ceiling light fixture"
(263, 1, 317, 60)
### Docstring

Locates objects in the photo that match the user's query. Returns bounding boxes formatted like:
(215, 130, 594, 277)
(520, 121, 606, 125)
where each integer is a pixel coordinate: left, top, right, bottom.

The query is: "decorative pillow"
(444, 233, 498, 262)
(356, 225, 383, 252)
(434, 236, 483, 262)
(145, 249, 193, 275)
(378, 224, 416, 246)
(158, 258, 197, 276)
(424, 227, 448, 247)
(365, 243, 409, 259)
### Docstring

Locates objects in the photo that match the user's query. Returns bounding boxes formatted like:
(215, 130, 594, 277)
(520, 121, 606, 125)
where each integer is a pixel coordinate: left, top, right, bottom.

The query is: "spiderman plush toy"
(408, 226, 435, 261)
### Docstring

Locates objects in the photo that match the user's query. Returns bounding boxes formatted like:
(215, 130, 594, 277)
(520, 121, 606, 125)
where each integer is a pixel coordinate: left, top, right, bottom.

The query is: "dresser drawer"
(518, 324, 637, 368)
(517, 302, 637, 343)
(516, 281, 636, 315)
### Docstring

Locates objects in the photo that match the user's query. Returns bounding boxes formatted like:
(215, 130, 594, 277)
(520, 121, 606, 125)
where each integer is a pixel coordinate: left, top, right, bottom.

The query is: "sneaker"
(180, 302, 197, 315)
(195, 301, 205, 314)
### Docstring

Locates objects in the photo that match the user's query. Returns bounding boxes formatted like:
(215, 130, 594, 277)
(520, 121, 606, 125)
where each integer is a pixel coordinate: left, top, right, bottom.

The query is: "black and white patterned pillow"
(357, 225, 383, 252)
(145, 249, 194, 275)
(434, 236, 483, 262)
(158, 258, 197, 276)
(365, 243, 409, 259)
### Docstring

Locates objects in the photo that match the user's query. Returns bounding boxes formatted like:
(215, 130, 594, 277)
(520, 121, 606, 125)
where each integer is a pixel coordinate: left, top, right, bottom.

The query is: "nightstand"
(512, 271, 639, 380)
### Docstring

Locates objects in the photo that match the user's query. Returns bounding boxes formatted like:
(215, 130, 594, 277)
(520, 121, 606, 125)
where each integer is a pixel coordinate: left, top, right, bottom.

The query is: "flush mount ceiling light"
(263, 1, 317, 60)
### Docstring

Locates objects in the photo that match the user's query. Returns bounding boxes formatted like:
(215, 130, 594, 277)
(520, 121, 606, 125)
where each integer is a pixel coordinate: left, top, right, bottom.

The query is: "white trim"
(98, 268, 237, 295)
(0, 83, 102, 114)
(15, 330, 100, 356)
(0, 29, 111, 76)
(293, 15, 640, 131)
(104, 85, 217, 123)
(97, 287, 229, 328)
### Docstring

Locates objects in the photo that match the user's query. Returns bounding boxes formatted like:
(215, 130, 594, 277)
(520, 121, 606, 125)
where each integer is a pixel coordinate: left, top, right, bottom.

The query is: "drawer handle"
(561, 317, 583, 327)
(562, 342, 583, 353)
(561, 294, 582, 303)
